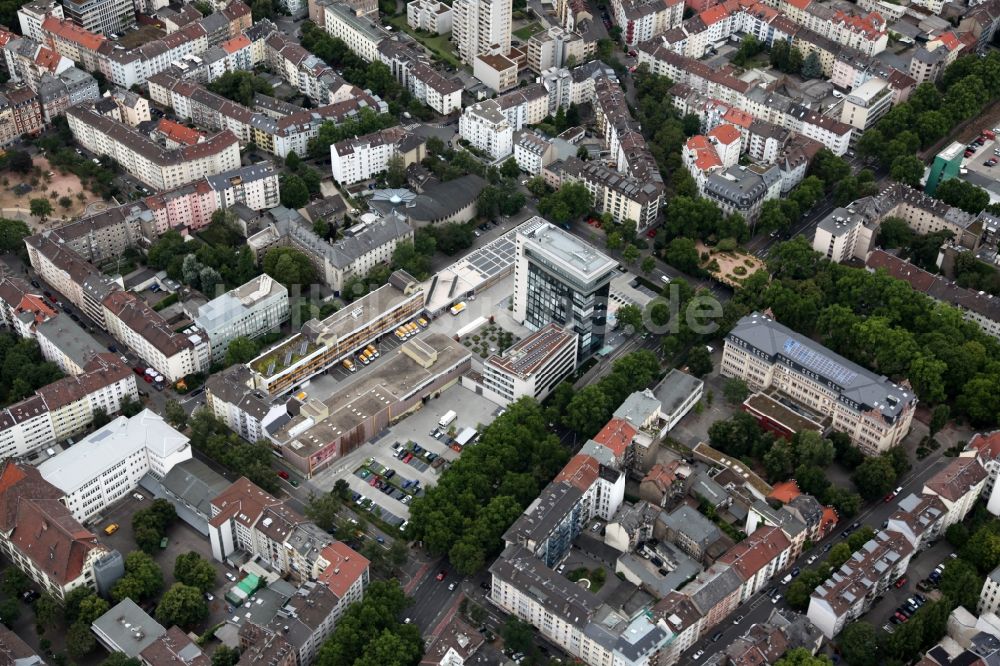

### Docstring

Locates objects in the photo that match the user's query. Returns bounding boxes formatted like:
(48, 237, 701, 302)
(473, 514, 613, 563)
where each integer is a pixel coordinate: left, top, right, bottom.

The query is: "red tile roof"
(717, 526, 790, 581)
(0, 462, 103, 587)
(41, 16, 106, 51)
(222, 34, 250, 54)
(767, 480, 801, 504)
(708, 123, 741, 145)
(700, 4, 730, 24)
(317, 542, 369, 599)
(554, 454, 600, 492)
(209, 477, 283, 529)
(924, 456, 987, 502)
(970, 431, 1000, 461)
(784, 0, 811, 10)
(937, 31, 960, 51)
(34, 48, 62, 72)
(157, 118, 204, 146)
(723, 108, 754, 129)
(592, 418, 636, 459)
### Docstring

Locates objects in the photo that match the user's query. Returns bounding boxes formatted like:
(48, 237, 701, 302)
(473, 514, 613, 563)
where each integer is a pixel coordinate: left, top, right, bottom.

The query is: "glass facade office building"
(514, 220, 617, 359)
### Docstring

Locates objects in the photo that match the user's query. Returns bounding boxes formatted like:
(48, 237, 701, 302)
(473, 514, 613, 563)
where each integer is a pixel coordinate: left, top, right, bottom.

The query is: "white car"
(133, 493, 144, 501)
(772, 593, 782, 603)
(693, 650, 705, 660)
(225, 572, 237, 581)
(807, 554, 817, 564)
(448, 582, 457, 591)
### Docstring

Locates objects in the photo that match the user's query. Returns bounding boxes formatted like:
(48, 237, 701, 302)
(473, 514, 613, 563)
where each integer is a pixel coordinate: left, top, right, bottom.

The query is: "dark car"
(711, 632, 723, 643)
(30, 280, 39, 288)
(791, 567, 800, 577)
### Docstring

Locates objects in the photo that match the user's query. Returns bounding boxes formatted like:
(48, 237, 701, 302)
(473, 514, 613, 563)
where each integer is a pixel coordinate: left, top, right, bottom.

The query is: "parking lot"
(309, 383, 504, 524)
(93, 494, 237, 625)
(868, 538, 957, 634)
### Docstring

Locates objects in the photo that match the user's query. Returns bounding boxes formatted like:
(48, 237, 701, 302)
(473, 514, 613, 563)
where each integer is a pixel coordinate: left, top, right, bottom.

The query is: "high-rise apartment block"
(452, 0, 511, 65)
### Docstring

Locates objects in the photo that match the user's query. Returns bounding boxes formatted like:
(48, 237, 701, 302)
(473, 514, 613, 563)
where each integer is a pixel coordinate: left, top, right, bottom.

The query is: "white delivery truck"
(439, 410, 457, 428)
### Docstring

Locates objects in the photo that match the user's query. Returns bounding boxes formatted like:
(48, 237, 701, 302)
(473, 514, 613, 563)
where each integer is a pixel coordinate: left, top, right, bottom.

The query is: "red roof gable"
(554, 454, 600, 492)
(708, 123, 741, 145)
(157, 118, 204, 146)
(317, 542, 369, 599)
(592, 418, 636, 459)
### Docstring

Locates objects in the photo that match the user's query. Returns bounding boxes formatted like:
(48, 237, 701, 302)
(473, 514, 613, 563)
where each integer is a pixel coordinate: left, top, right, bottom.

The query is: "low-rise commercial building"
(479, 323, 577, 405)
(38, 409, 192, 522)
(246, 282, 424, 396)
(91, 600, 167, 659)
(267, 334, 472, 476)
(722, 312, 916, 454)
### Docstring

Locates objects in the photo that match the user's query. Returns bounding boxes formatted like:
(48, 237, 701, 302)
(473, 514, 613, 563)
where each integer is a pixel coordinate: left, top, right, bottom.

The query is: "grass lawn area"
(513, 21, 544, 40)
(567, 567, 607, 593)
(385, 15, 462, 68)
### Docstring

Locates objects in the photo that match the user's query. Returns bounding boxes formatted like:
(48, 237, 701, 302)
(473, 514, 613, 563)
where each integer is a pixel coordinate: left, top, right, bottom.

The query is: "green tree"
(878, 216, 914, 249)
(0, 598, 18, 628)
(665, 237, 701, 274)
(164, 399, 187, 429)
(313, 580, 420, 666)
(930, 404, 951, 435)
(385, 155, 407, 188)
(280, 174, 309, 209)
(775, 648, 832, 665)
(686, 345, 712, 377)
(622, 244, 639, 265)
(852, 455, 898, 501)
(66, 622, 96, 659)
(75, 594, 110, 626)
(102, 653, 142, 666)
(206, 71, 274, 106)
(156, 583, 208, 629)
(1, 568, 30, 597)
(211, 646, 240, 666)
(30, 198, 53, 219)
(890, 155, 925, 188)
(939, 557, 983, 609)
(838, 622, 879, 666)
(537, 182, 592, 223)
(33, 596, 60, 632)
(263, 247, 319, 287)
(499, 158, 520, 180)
(173, 552, 216, 593)
(112, 551, 164, 603)
(936, 178, 990, 214)
(616, 304, 644, 333)
(501, 617, 535, 656)
(225, 336, 260, 366)
(305, 492, 342, 531)
(722, 378, 749, 404)
(0, 219, 30, 256)
(801, 51, 822, 78)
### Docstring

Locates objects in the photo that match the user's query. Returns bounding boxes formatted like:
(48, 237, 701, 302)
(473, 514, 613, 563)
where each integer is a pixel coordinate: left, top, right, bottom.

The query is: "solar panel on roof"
(782, 338, 857, 385)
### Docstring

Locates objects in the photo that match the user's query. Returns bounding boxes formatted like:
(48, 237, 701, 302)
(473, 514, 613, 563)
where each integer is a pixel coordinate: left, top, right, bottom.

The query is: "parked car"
(436, 570, 447, 581)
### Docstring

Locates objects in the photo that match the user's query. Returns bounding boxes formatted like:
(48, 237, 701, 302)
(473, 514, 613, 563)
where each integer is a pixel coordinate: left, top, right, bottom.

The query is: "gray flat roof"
(653, 369, 704, 418)
(35, 315, 104, 368)
(519, 220, 617, 282)
(92, 599, 166, 658)
(727, 312, 916, 420)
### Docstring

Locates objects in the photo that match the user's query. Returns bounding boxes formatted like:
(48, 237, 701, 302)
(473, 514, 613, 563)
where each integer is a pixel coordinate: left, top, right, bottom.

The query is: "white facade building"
(459, 100, 513, 161)
(452, 0, 511, 65)
(407, 0, 452, 34)
(480, 323, 577, 405)
(721, 312, 917, 455)
(102, 290, 209, 383)
(921, 454, 988, 529)
(37, 409, 192, 522)
(195, 276, 289, 362)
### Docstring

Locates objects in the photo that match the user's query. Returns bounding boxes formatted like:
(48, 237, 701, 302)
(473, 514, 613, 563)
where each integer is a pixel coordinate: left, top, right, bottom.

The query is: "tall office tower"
(452, 0, 512, 65)
(513, 219, 617, 359)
